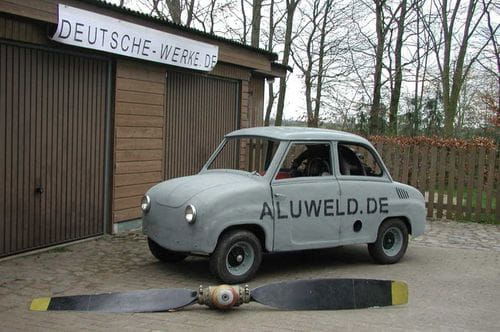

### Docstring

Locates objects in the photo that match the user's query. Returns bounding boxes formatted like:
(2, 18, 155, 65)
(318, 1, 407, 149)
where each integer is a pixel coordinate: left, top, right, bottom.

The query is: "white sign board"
(51, 5, 219, 71)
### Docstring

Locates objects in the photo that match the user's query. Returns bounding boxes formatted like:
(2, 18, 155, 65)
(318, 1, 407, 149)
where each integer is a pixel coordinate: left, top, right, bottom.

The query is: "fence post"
(474, 148, 485, 221)
(456, 148, 466, 220)
(427, 147, 438, 218)
(446, 148, 456, 220)
(465, 147, 477, 221)
(436, 147, 447, 219)
(484, 149, 496, 218)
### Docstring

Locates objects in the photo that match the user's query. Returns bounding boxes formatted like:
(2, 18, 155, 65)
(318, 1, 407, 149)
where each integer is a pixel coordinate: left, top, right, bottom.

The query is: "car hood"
(149, 171, 261, 208)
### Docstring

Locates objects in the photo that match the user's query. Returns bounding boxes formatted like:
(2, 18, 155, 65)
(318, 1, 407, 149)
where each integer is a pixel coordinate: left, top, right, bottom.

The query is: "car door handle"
(274, 193, 286, 198)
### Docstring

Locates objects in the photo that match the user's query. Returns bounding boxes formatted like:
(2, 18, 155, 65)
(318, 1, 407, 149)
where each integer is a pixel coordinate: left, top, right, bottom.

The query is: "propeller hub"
(198, 284, 251, 309)
(212, 285, 238, 309)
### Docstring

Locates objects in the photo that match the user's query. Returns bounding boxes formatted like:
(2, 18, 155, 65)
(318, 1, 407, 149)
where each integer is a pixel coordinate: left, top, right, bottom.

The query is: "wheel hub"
(381, 227, 403, 257)
(383, 233, 395, 249)
(225, 242, 255, 276)
(228, 247, 245, 267)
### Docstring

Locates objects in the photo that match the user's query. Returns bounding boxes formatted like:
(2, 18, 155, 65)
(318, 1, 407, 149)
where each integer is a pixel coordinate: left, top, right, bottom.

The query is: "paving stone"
(0, 219, 499, 331)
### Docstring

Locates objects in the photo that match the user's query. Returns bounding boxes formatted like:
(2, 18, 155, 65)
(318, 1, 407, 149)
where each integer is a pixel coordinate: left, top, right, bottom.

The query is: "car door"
(271, 141, 342, 251)
(335, 142, 394, 244)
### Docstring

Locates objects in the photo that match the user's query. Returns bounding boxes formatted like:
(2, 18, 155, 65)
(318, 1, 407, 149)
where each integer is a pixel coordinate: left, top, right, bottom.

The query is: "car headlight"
(185, 204, 197, 224)
(141, 195, 151, 213)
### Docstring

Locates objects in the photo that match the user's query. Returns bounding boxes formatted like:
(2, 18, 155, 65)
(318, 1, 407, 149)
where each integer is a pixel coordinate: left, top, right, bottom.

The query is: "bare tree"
(292, 0, 349, 127)
(191, 1, 236, 34)
(481, 0, 499, 110)
(264, 0, 277, 126)
(369, 0, 387, 134)
(275, 0, 301, 126)
(368, 0, 405, 134)
(408, 0, 432, 135)
(387, 0, 409, 135)
(421, 0, 493, 136)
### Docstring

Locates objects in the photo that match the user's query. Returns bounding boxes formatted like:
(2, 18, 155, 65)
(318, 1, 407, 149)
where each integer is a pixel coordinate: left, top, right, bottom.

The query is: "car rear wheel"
(209, 230, 262, 284)
(148, 238, 187, 263)
(368, 219, 408, 264)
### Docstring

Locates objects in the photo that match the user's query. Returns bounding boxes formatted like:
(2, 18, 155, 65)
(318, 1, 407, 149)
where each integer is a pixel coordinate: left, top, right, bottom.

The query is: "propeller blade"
(30, 288, 197, 313)
(251, 278, 407, 310)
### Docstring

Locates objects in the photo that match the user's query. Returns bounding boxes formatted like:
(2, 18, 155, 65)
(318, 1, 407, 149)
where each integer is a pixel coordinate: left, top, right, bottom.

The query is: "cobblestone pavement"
(411, 219, 500, 251)
(0, 219, 499, 331)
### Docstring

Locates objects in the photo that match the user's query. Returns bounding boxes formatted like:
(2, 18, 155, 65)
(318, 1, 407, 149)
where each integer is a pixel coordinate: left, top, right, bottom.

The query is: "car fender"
(207, 219, 273, 253)
(191, 182, 274, 253)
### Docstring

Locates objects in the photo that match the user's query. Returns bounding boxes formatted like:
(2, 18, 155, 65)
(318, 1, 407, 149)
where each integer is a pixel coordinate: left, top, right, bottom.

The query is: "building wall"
(0, 15, 47, 45)
(112, 59, 166, 222)
(1, 2, 272, 238)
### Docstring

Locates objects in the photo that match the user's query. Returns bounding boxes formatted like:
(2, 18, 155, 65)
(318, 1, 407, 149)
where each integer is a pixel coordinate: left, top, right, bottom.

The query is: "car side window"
(275, 143, 332, 180)
(338, 143, 383, 177)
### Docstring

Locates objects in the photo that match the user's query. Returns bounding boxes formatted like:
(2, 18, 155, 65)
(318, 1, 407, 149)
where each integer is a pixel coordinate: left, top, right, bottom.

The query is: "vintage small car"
(141, 127, 426, 283)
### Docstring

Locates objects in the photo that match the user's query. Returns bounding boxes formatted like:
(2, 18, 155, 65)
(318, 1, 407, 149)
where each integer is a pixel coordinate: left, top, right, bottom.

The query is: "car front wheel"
(148, 238, 187, 263)
(368, 219, 409, 264)
(209, 230, 262, 284)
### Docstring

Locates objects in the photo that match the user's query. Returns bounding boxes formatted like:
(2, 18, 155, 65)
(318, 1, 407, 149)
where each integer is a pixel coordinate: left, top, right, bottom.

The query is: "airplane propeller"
(30, 278, 408, 312)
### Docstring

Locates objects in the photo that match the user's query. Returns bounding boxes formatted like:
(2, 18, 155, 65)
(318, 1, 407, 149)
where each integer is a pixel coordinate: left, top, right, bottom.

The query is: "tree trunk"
(305, 73, 314, 126)
(275, 0, 300, 126)
(186, 0, 195, 27)
(264, 0, 275, 126)
(264, 82, 274, 126)
(251, 0, 263, 48)
(388, 0, 407, 135)
(165, 0, 182, 24)
(369, 0, 385, 135)
(311, 0, 332, 128)
(241, 0, 248, 44)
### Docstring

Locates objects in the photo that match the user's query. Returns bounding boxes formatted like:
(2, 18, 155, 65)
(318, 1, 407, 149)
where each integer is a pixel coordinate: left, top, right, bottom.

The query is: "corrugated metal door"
(0, 42, 108, 257)
(165, 71, 239, 179)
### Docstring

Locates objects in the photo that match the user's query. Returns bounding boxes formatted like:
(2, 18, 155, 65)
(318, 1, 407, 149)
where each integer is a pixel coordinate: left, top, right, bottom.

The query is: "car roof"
(226, 126, 371, 145)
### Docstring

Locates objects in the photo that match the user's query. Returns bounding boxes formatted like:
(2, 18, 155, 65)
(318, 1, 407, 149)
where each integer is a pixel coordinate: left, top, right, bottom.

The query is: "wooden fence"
(373, 142, 499, 223)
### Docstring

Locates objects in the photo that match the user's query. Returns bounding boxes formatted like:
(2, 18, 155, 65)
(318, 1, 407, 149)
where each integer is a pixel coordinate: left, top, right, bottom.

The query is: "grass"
(427, 189, 498, 225)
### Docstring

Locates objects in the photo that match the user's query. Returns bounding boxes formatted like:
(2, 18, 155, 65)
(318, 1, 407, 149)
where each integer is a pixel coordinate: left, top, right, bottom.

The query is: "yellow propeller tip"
(30, 297, 51, 311)
(391, 281, 408, 305)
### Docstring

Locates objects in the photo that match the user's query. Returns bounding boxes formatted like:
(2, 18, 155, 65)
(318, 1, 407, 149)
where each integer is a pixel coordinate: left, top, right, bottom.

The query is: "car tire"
(368, 219, 408, 264)
(209, 230, 262, 284)
(148, 238, 187, 263)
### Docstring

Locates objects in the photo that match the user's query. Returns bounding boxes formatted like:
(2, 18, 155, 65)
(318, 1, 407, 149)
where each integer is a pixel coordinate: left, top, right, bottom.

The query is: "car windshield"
(207, 137, 279, 175)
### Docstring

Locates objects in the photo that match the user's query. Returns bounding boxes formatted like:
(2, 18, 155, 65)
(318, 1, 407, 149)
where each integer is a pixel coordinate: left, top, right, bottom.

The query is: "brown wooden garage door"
(164, 71, 239, 179)
(0, 42, 108, 257)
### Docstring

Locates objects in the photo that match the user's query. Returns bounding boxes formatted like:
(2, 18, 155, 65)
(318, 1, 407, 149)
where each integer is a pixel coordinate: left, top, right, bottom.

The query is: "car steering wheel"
(306, 158, 331, 176)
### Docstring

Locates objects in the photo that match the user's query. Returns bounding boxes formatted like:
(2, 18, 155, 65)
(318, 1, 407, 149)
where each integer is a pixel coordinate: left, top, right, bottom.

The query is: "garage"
(0, 41, 109, 257)
(165, 71, 239, 179)
(0, 0, 286, 257)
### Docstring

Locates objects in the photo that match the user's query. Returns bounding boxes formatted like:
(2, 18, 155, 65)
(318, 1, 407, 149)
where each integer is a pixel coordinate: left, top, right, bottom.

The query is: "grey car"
(141, 127, 426, 283)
